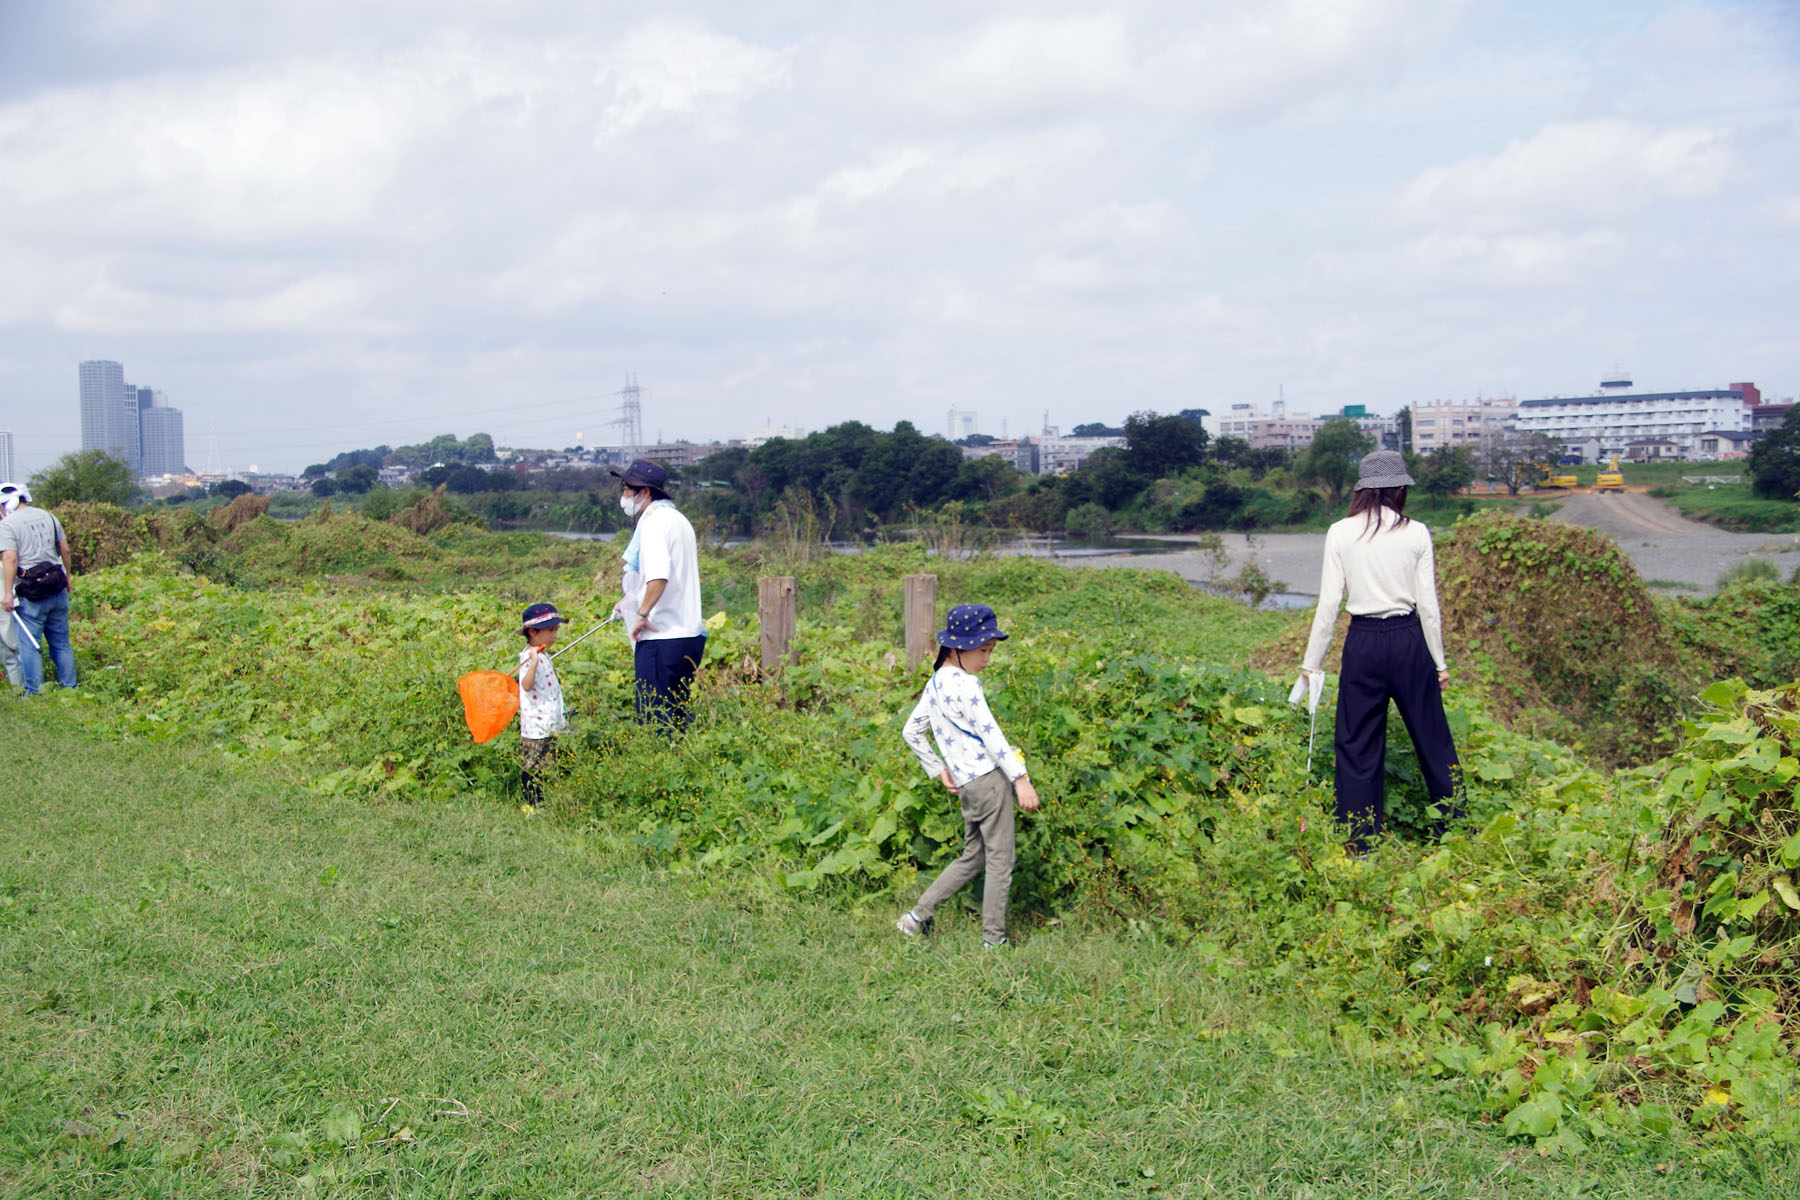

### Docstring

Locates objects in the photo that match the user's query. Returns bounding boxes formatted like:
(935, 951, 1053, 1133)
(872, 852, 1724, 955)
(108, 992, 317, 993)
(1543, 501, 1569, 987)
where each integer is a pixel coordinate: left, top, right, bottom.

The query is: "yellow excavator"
(1536, 462, 1579, 490)
(1596, 455, 1624, 493)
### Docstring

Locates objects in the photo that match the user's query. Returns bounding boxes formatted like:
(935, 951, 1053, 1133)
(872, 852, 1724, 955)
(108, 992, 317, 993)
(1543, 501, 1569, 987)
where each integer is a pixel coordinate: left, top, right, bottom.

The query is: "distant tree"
(28, 450, 138, 507)
(1484, 429, 1558, 494)
(321, 447, 389, 474)
(463, 433, 498, 464)
(1748, 406, 1800, 500)
(1175, 408, 1210, 428)
(955, 433, 997, 448)
(1210, 435, 1251, 468)
(1124, 411, 1209, 480)
(334, 464, 378, 494)
(210, 479, 252, 500)
(947, 454, 1023, 502)
(301, 463, 328, 480)
(1298, 419, 1375, 501)
(310, 476, 339, 497)
(694, 446, 748, 482)
(1077, 446, 1150, 510)
(445, 465, 495, 494)
(1072, 422, 1125, 437)
(1242, 446, 1292, 476)
(1418, 445, 1477, 507)
(1396, 406, 1413, 456)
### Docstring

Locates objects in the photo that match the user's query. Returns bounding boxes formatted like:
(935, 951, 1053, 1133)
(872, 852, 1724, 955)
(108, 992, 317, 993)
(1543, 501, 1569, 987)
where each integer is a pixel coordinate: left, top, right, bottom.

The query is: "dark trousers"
(634, 635, 706, 731)
(1334, 612, 1460, 850)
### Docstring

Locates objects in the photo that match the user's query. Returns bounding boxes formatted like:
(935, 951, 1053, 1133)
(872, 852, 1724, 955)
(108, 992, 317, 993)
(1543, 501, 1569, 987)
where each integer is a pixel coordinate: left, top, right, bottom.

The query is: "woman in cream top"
(1300, 450, 1460, 854)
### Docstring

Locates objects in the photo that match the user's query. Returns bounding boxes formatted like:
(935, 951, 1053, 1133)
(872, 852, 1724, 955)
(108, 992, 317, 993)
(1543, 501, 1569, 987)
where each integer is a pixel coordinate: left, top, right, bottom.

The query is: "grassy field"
(2, 697, 1792, 1199)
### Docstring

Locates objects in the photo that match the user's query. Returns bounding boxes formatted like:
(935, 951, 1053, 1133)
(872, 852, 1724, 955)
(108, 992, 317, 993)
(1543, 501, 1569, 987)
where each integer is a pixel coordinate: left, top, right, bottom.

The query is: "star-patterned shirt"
(518, 647, 567, 739)
(902, 665, 1027, 788)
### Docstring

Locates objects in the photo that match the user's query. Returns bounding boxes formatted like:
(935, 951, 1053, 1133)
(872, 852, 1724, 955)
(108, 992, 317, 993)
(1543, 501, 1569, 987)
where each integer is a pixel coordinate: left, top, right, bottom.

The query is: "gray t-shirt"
(0, 506, 67, 572)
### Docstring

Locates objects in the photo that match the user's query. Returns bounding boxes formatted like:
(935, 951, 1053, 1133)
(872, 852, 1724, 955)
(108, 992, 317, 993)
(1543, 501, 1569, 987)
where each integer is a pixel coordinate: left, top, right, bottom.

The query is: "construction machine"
(1536, 463, 1579, 490)
(1596, 455, 1624, 493)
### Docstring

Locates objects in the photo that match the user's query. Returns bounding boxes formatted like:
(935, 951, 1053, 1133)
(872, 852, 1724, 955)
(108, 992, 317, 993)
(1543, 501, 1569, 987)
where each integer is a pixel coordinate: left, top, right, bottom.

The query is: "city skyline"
(1, 1, 1796, 477)
(77, 359, 189, 478)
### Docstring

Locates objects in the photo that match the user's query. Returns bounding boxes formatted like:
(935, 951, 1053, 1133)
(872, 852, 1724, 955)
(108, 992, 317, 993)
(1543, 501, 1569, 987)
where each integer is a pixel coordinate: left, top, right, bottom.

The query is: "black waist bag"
(16, 560, 68, 602)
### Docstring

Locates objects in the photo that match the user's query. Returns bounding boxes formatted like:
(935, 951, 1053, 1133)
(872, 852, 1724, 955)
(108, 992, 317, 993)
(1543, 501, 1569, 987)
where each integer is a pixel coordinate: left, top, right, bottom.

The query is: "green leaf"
(1474, 761, 1515, 782)
(1699, 679, 1747, 709)
(1782, 832, 1800, 870)
(322, 1103, 362, 1147)
(1773, 876, 1800, 912)
(1502, 1094, 1561, 1139)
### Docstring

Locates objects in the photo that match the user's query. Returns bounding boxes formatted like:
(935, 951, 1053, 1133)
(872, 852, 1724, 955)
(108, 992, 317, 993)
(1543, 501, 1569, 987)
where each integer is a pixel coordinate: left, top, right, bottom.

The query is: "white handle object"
(11, 608, 38, 652)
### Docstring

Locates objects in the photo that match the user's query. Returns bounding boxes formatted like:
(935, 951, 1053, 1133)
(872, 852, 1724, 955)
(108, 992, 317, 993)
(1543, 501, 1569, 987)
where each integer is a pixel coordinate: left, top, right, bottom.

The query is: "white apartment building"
(0, 430, 13, 482)
(1036, 435, 1124, 474)
(1215, 401, 1320, 451)
(1411, 395, 1516, 453)
(1511, 380, 1755, 460)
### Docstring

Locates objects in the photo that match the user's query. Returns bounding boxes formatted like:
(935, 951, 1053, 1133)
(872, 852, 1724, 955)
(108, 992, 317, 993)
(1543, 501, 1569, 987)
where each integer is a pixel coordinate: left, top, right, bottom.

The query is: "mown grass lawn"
(2, 697, 1789, 1199)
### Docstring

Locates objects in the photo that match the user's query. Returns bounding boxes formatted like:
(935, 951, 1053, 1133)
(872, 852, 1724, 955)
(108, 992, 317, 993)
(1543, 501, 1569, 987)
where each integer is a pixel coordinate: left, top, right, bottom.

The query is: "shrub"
(1063, 502, 1112, 537)
(1718, 558, 1780, 588)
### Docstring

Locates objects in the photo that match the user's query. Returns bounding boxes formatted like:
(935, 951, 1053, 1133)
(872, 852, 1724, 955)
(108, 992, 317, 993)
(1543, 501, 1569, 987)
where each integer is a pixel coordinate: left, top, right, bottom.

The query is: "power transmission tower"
(606, 374, 643, 458)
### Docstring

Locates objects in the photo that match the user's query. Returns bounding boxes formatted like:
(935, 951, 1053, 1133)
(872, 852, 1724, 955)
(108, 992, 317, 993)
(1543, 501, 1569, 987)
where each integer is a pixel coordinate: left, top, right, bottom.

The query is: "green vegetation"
(26, 449, 139, 507)
(1748, 405, 1800, 501)
(10, 706, 1791, 1197)
(1717, 559, 1781, 588)
(8, 506, 1800, 1195)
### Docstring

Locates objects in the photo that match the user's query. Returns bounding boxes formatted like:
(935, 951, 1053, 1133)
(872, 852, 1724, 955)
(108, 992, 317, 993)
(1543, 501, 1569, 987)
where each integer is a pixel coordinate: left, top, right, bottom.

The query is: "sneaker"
(895, 911, 925, 937)
(982, 937, 1009, 949)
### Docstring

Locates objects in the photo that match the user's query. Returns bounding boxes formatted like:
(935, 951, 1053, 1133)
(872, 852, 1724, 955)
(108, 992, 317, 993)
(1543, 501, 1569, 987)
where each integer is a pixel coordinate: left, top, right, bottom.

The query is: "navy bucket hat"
(937, 603, 1009, 650)
(521, 602, 569, 631)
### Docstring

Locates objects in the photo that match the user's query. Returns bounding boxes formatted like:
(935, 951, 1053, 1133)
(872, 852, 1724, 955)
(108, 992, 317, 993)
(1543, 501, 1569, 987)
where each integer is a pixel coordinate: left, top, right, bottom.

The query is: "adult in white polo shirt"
(1299, 450, 1460, 854)
(611, 458, 705, 731)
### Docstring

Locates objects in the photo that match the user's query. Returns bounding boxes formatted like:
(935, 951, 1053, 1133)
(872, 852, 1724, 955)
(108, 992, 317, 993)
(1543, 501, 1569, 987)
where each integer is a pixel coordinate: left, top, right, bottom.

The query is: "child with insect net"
(517, 602, 569, 815)
(895, 604, 1041, 948)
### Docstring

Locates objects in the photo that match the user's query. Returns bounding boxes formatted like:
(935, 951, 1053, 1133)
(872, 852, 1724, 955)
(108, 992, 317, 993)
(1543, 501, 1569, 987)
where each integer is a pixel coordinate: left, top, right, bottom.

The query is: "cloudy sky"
(1, 0, 1795, 476)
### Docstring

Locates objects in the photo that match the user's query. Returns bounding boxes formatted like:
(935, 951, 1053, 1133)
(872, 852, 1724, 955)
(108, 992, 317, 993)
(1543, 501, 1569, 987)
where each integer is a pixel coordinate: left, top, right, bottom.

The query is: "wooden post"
(758, 576, 798, 673)
(903, 573, 938, 667)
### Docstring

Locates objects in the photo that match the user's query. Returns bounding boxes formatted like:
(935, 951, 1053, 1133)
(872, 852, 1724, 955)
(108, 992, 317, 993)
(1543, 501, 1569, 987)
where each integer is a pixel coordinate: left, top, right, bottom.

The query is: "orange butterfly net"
(457, 670, 521, 743)
(455, 617, 612, 743)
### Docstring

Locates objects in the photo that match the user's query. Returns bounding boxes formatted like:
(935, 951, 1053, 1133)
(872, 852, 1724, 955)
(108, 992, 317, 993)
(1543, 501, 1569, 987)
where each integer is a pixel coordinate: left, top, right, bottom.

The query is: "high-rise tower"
(79, 360, 129, 461)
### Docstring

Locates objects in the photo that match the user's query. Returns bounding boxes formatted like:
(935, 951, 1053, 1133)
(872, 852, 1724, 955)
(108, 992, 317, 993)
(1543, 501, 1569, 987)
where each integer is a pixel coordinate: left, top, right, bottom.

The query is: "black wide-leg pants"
(1333, 611, 1460, 849)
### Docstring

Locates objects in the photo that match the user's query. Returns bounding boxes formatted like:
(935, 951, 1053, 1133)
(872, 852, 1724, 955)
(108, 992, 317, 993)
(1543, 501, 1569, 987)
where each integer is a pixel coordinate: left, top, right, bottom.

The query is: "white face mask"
(619, 490, 641, 518)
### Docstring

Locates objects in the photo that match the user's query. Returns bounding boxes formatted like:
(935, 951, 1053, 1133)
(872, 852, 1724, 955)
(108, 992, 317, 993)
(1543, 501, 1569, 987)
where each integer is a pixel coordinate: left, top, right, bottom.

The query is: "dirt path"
(1551, 492, 1716, 538)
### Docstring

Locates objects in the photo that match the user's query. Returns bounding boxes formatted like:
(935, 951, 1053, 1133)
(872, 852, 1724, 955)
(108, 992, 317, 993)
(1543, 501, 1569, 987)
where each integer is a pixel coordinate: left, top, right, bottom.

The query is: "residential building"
(1511, 378, 1756, 461)
(79, 360, 133, 467)
(1215, 401, 1319, 451)
(744, 424, 807, 449)
(1623, 438, 1681, 462)
(0, 430, 13, 482)
(139, 399, 188, 477)
(79, 360, 188, 478)
(1035, 435, 1124, 474)
(960, 439, 1039, 474)
(1751, 403, 1794, 435)
(1693, 430, 1757, 461)
(637, 441, 712, 470)
(1411, 395, 1516, 454)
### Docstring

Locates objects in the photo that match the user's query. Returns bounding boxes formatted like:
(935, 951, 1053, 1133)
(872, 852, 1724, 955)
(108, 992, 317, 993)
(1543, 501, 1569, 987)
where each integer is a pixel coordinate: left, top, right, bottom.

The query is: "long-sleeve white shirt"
(902, 665, 1027, 788)
(1301, 510, 1447, 673)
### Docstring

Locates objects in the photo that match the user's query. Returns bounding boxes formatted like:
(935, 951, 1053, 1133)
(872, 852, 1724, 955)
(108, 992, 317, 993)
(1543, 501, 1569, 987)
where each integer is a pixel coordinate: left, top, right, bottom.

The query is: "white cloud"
(1399, 118, 1735, 233)
(0, 1, 1795, 476)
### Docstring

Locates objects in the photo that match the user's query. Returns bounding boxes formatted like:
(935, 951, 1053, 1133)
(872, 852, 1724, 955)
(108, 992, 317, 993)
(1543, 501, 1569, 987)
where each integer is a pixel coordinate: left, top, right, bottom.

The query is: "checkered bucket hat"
(936, 603, 1009, 650)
